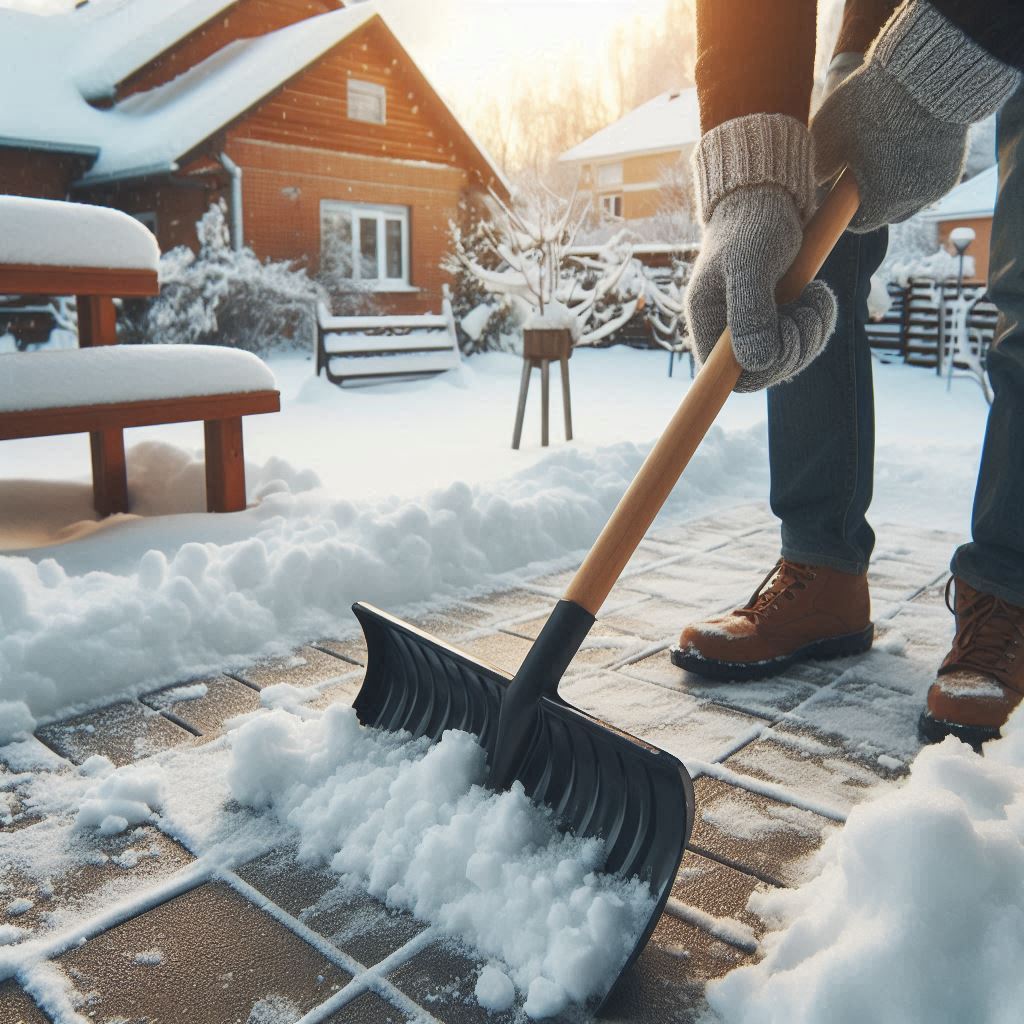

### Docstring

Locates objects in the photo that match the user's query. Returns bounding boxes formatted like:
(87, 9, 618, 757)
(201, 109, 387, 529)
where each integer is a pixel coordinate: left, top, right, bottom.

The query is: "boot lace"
(944, 577, 1024, 684)
(736, 559, 818, 622)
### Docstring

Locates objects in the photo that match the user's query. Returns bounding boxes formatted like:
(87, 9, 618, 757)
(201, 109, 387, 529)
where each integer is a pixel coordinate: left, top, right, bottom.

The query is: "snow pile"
(227, 704, 655, 1018)
(708, 705, 1024, 1024)
(0, 422, 766, 724)
(74, 758, 165, 836)
(524, 301, 581, 341)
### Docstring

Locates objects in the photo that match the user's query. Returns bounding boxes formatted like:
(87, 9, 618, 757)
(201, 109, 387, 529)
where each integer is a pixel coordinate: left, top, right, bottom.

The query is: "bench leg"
(511, 358, 532, 450)
(204, 418, 246, 513)
(90, 429, 127, 516)
(560, 356, 573, 442)
(540, 358, 550, 447)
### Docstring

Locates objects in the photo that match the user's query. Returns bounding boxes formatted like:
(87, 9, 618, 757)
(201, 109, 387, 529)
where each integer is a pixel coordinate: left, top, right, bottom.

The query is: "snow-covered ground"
(0, 347, 990, 729)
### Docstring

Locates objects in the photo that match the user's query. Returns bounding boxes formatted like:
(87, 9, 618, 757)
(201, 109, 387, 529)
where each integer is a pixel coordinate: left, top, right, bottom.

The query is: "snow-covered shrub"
(879, 215, 970, 288)
(448, 188, 641, 349)
(122, 202, 328, 355)
(443, 196, 519, 354)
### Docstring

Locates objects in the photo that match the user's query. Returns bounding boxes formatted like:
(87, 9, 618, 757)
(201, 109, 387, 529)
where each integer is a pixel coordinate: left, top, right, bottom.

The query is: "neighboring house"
(0, 0, 508, 316)
(558, 88, 700, 224)
(923, 164, 997, 283)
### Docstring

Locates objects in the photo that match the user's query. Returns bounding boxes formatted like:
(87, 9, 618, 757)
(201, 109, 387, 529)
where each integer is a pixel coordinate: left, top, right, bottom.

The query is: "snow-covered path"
(0, 348, 990, 728)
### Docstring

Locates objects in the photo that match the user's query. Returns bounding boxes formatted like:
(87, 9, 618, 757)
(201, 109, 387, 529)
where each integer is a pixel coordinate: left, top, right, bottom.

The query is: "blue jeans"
(767, 226, 887, 575)
(950, 89, 1024, 606)
(768, 87, 1024, 607)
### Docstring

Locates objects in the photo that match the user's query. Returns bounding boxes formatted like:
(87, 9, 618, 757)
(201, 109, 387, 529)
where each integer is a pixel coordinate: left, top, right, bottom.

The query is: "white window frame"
(347, 78, 387, 125)
(596, 162, 623, 187)
(321, 200, 411, 289)
(600, 194, 623, 219)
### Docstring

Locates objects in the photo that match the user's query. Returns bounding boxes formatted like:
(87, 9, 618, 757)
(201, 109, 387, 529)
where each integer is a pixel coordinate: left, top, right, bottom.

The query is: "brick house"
(558, 88, 699, 225)
(923, 164, 996, 283)
(0, 0, 508, 316)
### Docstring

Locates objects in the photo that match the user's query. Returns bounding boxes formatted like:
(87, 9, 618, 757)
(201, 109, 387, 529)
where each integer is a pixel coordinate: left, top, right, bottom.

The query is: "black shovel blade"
(351, 601, 696, 1010)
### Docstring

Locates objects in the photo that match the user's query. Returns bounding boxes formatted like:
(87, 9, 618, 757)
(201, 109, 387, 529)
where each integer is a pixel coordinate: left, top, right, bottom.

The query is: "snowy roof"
(72, 0, 241, 101)
(0, 1, 506, 192)
(559, 88, 701, 164)
(922, 165, 998, 222)
(81, 4, 378, 183)
(0, 196, 159, 270)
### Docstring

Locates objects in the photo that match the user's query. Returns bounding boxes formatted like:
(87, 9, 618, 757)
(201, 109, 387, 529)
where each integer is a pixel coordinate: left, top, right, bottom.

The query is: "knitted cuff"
(692, 114, 814, 224)
(872, 0, 1021, 124)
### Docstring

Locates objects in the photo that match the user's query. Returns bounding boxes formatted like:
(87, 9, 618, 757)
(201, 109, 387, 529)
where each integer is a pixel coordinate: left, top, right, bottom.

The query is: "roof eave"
(0, 136, 100, 157)
(75, 160, 179, 188)
(558, 143, 690, 165)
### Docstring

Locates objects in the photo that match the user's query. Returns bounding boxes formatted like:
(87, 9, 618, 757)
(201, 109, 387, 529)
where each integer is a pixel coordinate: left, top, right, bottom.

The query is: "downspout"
(218, 152, 243, 252)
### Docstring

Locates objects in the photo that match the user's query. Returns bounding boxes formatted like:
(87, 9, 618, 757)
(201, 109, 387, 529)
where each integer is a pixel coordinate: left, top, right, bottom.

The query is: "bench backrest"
(315, 287, 461, 385)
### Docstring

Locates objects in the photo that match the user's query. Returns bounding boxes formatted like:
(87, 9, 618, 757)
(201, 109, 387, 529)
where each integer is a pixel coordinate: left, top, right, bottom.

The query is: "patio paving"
(0, 504, 960, 1023)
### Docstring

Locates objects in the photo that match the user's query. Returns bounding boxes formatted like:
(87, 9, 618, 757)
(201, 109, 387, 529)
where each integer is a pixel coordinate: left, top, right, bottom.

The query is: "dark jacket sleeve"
(695, 0, 818, 133)
(929, 0, 1024, 72)
(834, 0, 898, 56)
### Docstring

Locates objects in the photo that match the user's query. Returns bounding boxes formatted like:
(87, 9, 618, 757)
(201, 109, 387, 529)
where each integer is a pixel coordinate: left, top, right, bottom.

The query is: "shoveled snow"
(74, 759, 165, 835)
(226, 703, 656, 1018)
(0, 348, 990, 726)
(0, 196, 159, 271)
(475, 964, 516, 1011)
(708, 703, 1024, 1024)
(0, 345, 276, 413)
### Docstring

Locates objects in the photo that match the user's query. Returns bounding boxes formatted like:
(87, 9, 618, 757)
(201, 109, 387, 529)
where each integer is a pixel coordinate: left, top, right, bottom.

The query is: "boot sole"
(669, 624, 874, 682)
(917, 711, 999, 752)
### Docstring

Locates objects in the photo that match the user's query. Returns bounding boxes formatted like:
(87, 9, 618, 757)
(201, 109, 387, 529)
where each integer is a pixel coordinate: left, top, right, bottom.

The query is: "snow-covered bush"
(443, 196, 519, 354)
(448, 188, 641, 349)
(123, 203, 335, 355)
(879, 215, 970, 288)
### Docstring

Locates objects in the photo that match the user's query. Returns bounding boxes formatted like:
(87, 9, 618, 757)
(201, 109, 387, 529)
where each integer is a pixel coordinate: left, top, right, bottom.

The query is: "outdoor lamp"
(949, 225, 976, 297)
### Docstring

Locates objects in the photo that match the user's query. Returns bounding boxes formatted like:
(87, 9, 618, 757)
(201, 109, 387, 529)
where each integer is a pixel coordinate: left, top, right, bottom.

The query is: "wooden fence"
(866, 279, 999, 370)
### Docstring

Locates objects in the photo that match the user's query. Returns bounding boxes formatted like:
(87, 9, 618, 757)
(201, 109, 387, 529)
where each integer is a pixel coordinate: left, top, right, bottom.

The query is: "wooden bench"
(315, 287, 461, 385)
(0, 201, 280, 517)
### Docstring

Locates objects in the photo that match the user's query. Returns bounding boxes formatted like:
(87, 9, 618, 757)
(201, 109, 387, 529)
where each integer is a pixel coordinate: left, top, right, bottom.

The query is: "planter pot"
(523, 327, 573, 361)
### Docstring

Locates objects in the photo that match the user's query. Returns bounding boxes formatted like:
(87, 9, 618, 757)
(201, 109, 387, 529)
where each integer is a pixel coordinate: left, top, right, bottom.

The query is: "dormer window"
(348, 78, 386, 125)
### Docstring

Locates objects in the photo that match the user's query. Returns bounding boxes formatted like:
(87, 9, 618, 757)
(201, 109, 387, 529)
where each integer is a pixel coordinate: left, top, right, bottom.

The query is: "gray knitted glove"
(686, 115, 837, 393)
(813, 0, 1021, 232)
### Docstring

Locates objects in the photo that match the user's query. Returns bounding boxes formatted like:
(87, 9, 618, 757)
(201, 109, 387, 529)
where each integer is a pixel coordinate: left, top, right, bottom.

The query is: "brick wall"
(937, 217, 993, 284)
(226, 136, 469, 314)
(0, 149, 87, 199)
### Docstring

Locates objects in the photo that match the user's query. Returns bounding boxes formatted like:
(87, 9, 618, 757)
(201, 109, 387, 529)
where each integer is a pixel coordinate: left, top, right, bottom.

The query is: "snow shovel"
(350, 172, 861, 1008)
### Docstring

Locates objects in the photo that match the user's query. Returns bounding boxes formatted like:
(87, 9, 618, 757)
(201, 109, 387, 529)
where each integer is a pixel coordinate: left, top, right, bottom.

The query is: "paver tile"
(561, 673, 762, 765)
(402, 603, 496, 639)
(56, 881, 352, 1024)
(387, 940, 520, 1024)
(599, 598, 707, 644)
(322, 991, 416, 1023)
(141, 675, 262, 739)
(621, 651, 819, 719)
(36, 701, 194, 767)
(672, 851, 771, 942)
(236, 850, 427, 968)
(458, 588, 551, 624)
(233, 644, 354, 689)
(602, 906, 749, 1024)
(0, 981, 50, 1023)
(724, 724, 901, 815)
(0, 824, 194, 942)
(503, 618, 647, 675)
(459, 631, 534, 676)
(315, 633, 369, 667)
(0, 777, 37, 834)
(688, 778, 839, 887)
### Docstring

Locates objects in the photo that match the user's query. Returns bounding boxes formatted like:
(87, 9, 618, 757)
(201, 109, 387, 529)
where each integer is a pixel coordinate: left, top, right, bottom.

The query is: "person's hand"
(812, 1, 1020, 232)
(686, 114, 837, 393)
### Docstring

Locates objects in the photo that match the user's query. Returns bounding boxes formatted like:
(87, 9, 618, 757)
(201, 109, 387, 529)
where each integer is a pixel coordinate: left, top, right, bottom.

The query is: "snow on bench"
(0, 196, 159, 272)
(315, 289, 461, 385)
(0, 198, 279, 516)
(0, 345, 275, 413)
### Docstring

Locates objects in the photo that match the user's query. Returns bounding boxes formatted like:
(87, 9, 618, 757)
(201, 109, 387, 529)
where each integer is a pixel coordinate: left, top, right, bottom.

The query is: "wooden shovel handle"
(564, 171, 862, 617)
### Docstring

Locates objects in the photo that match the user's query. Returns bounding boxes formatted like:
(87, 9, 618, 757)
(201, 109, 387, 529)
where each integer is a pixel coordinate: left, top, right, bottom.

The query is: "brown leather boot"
(670, 558, 873, 680)
(919, 578, 1024, 749)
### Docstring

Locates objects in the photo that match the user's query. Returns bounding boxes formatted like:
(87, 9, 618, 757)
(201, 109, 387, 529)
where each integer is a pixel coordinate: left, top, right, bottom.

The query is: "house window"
(600, 194, 623, 218)
(596, 162, 623, 187)
(321, 201, 409, 287)
(348, 78, 386, 124)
